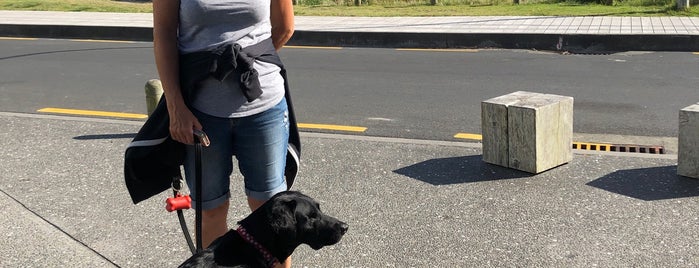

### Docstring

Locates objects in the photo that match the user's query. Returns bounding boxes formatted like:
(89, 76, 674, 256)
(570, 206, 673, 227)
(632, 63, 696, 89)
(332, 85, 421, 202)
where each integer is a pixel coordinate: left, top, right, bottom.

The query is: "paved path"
(2, 11, 699, 34)
(1, 112, 697, 267)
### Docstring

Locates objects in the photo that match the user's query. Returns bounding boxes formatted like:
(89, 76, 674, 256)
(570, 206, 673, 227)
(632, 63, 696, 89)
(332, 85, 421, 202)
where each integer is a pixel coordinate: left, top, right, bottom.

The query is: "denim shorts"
(184, 98, 289, 210)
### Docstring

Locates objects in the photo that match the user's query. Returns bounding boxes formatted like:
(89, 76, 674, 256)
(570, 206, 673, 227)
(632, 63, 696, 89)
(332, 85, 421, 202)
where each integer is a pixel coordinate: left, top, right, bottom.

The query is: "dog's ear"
(269, 198, 298, 236)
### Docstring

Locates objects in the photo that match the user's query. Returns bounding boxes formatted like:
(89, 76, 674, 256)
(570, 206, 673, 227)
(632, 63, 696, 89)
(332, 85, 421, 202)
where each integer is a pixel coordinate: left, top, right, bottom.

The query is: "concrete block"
(678, 103, 699, 179)
(482, 91, 574, 173)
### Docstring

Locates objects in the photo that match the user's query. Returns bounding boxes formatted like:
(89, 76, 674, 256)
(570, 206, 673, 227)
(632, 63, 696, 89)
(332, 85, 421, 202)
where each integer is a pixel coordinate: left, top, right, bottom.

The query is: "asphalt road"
(1, 38, 697, 141)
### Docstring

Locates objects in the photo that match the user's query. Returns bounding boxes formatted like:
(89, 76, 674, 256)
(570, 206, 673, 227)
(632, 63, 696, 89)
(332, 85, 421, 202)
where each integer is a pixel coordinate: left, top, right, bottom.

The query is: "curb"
(0, 24, 153, 42)
(2, 24, 699, 52)
(290, 30, 699, 52)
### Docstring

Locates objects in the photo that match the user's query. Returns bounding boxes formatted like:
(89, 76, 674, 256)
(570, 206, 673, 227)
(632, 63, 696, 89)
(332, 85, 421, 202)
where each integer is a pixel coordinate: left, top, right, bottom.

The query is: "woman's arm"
(270, 0, 295, 50)
(153, 0, 200, 145)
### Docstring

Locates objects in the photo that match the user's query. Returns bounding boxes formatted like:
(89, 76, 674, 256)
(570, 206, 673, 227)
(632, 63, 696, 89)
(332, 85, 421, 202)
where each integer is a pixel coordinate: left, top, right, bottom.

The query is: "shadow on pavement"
(587, 165, 699, 201)
(74, 133, 137, 140)
(393, 155, 532, 185)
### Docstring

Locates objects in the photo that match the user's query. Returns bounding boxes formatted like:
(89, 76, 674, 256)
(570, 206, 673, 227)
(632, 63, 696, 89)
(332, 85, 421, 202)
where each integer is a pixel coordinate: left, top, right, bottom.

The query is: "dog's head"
(264, 191, 348, 250)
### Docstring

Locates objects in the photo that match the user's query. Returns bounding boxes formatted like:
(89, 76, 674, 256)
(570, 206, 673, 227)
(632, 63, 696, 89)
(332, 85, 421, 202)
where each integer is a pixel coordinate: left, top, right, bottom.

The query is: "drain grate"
(573, 142, 665, 154)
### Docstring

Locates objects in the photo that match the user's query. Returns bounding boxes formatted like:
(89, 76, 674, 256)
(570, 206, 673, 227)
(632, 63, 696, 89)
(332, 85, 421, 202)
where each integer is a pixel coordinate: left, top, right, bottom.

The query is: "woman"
(152, 0, 295, 267)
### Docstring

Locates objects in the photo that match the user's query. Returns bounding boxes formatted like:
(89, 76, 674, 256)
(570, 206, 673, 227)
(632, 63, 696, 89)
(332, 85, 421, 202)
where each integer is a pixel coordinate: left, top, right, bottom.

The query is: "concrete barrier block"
(678, 103, 699, 179)
(482, 91, 573, 173)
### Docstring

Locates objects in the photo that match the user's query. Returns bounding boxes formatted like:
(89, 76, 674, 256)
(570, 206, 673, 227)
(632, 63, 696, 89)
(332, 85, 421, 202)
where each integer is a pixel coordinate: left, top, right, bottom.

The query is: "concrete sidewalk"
(1, 10, 699, 51)
(1, 111, 698, 267)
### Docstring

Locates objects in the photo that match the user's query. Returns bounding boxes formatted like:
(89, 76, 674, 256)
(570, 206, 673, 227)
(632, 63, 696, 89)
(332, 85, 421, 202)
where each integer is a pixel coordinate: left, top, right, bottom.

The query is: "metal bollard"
(145, 79, 163, 116)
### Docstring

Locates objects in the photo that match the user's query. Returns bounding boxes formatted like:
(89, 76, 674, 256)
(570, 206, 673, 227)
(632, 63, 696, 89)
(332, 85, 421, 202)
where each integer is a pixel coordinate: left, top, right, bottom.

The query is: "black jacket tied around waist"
(124, 38, 301, 204)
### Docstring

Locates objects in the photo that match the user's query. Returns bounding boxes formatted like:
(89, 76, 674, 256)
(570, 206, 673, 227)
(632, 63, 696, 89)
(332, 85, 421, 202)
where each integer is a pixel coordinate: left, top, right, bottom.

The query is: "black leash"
(166, 130, 210, 255)
(193, 130, 207, 253)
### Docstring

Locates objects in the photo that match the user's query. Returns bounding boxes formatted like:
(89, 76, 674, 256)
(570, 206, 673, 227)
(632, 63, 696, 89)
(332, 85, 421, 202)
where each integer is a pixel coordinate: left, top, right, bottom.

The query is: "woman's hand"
(167, 102, 202, 145)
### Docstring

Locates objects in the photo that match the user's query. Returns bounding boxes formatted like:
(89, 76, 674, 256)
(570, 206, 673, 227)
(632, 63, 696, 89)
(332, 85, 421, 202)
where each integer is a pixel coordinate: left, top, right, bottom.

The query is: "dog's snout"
(339, 222, 349, 235)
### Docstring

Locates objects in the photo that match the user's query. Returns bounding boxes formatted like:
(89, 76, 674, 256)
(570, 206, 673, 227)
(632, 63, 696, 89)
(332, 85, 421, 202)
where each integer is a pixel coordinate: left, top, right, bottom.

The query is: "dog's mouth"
(309, 221, 348, 250)
(309, 236, 341, 250)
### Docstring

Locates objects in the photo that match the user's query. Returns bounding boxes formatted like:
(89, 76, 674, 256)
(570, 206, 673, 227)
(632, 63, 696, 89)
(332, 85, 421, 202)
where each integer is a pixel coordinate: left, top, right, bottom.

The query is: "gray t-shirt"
(178, 0, 285, 118)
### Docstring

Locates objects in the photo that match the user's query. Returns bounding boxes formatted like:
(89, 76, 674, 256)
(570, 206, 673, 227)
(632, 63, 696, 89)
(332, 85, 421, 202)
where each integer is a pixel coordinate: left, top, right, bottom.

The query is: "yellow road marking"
(38, 108, 148, 119)
(0, 37, 39, 41)
(453, 136, 642, 152)
(284, 45, 343, 50)
(298, 123, 366, 132)
(454, 134, 618, 151)
(454, 133, 483, 140)
(37, 107, 367, 132)
(69, 39, 135, 44)
(0, 37, 134, 43)
(397, 48, 479, 53)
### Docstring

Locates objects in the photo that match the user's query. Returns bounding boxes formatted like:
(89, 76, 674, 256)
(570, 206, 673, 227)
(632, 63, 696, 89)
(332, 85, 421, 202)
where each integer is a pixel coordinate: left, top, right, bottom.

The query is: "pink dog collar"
(236, 226, 280, 268)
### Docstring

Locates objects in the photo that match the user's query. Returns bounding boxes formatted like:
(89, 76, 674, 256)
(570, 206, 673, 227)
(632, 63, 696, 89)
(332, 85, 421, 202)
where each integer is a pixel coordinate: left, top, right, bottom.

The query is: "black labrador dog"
(179, 191, 348, 268)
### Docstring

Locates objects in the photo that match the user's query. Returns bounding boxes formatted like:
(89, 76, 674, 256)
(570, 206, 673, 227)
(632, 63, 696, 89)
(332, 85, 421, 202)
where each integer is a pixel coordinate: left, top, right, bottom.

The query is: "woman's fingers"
(169, 108, 201, 145)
